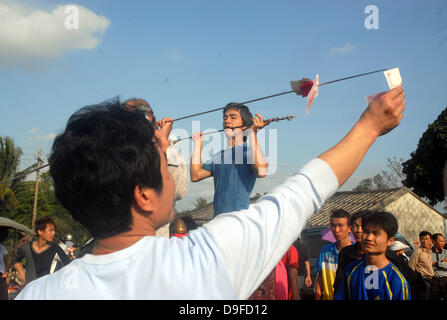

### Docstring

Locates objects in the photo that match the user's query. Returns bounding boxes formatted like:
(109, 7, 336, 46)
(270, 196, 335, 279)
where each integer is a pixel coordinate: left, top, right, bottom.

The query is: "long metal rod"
(317, 68, 388, 87)
(172, 91, 293, 122)
(172, 68, 388, 123)
(173, 125, 246, 143)
(172, 115, 295, 143)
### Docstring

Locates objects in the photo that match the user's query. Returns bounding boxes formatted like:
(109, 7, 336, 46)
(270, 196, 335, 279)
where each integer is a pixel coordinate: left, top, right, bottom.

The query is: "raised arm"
(248, 113, 269, 178)
(190, 132, 212, 182)
(203, 86, 405, 299)
(318, 86, 405, 187)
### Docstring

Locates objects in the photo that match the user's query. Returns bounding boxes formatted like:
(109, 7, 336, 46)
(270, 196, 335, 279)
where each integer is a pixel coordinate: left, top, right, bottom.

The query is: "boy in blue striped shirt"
(334, 211, 411, 300)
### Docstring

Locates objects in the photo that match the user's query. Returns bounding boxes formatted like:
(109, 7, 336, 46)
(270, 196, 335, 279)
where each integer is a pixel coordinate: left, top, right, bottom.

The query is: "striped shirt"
(334, 259, 411, 300)
(315, 243, 339, 300)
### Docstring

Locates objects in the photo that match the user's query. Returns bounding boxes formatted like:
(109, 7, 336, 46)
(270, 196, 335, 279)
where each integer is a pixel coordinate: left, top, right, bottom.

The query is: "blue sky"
(1, 0, 447, 211)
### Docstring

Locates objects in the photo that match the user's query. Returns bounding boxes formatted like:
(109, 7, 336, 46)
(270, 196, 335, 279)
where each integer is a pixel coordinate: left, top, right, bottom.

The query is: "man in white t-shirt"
(16, 86, 405, 299)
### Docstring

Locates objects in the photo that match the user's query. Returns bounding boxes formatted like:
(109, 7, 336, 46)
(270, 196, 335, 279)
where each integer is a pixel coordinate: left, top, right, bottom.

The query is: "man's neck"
(336, 237, 352, 252)
(227, 134, 245, 147)
(93, 234, 146, 255)
(34, 238, 50, 251)
(92, 208, 157, 255)
(365, 253, 389, 269)
(434, 247, 443, 253)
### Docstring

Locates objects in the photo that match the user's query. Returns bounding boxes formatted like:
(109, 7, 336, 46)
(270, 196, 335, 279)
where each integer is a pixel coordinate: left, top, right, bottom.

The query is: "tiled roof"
(180, 203, 215, 226)
(304, 187, 407, 228)
(186, 187, 440, 228)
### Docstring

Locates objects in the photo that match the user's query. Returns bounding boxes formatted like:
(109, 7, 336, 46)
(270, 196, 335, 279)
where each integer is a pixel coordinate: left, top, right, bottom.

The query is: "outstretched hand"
(360, 86, 405, 137)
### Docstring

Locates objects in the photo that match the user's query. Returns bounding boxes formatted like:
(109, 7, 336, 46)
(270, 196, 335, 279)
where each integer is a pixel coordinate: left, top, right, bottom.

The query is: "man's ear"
(387, 236, 396, 247)
(133, 186, 156, 212)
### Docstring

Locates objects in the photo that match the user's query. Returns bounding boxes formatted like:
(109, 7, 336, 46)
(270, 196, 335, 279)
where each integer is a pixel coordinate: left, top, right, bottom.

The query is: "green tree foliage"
(402, 106, 447, 206)
(353, 157, 405, 191)
(0, 136, 23, 208)
(1, 170, 91, 248)
(193, 197, 209, 210)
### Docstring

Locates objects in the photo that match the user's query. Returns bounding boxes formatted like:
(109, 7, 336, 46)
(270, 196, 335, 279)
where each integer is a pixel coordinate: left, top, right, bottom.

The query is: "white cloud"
(28, 128, 56, 141)
(0, 2, 110, 70)
(166, 49, 184, 61)
(330, 43, 356, 54)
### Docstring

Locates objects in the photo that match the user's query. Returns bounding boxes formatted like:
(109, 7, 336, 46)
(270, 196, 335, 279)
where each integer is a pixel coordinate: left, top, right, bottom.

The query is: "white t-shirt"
(0, 244, 8, 273)
(16, 158, 338, 300)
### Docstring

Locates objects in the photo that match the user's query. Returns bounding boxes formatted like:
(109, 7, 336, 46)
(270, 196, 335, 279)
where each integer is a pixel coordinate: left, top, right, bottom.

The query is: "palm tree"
(0, 136, 23, 208)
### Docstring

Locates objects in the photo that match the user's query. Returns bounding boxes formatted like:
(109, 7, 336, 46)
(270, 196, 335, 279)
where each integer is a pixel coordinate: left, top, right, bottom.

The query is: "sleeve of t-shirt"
(281, 245, 298, 269)
(203, 157, 338, 299)
(288, 245, 299, 269)
(0, 244, 7, 256)
(315, 247, 325, 273)
(166, 146, 189, 201)
(408, 248, 421, 272)
(202, 159, 213, 175)
(12, 245, 25, 265)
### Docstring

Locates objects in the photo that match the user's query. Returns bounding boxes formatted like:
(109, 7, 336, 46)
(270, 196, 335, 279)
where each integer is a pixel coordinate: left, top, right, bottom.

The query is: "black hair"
(362, 211, 398, 239)
(432, 233, 445, 241)
(350, 210, 373, 226)
(49, 98, 163, 239)
(35, 216, 57, 235)
(419, 231, 432, 239)
(330, 209, 351, 225)
(223, 102, 253, 128)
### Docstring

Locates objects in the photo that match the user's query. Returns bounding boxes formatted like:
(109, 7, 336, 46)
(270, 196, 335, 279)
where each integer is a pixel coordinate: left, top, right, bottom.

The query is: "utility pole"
(31, 147, 42, 231)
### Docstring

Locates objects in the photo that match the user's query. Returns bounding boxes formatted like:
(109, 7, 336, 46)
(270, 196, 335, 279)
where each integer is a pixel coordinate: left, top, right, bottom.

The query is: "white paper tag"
(366, 67, 402, 104)
(384, 67, 402, 89)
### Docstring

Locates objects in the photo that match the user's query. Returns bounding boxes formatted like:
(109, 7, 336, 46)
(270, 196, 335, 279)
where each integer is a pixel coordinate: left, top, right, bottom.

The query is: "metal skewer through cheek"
(170, 115, 295, 144)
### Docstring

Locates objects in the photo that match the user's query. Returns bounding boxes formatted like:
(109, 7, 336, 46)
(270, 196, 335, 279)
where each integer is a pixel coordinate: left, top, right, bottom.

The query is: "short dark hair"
(362, 211, 398, 239)
(432, 233, 445, 241)
(35, 216, 56, 235)
(223, 102, 253, 128)
(49, 98, 163, 239)
(330, 209, 351, 225)
(350, 210, 373, 226)
(419, 231, 432, 239)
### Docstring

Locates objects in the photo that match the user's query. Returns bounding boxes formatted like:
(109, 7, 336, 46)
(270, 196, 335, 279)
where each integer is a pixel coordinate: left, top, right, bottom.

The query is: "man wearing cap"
(430, 233, 447, 300)
(390, 240, 410, 262)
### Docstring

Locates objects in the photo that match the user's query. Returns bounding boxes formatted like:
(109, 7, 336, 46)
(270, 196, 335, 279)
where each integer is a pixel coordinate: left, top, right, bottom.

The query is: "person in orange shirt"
(281, 245, 300, 300)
